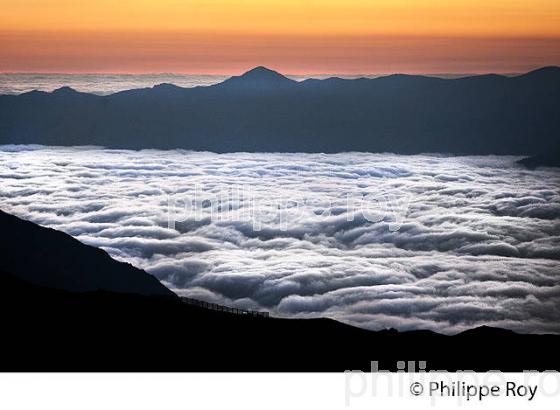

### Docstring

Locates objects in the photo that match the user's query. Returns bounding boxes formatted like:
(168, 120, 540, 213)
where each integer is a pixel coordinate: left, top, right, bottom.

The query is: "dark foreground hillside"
(1, 210, 558, 372)
(2, 271, 559, 372)
(0, 209, 173, 297)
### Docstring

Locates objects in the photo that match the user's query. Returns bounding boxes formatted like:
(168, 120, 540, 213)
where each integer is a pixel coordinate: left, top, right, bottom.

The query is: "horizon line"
(2, 67, 550, 77)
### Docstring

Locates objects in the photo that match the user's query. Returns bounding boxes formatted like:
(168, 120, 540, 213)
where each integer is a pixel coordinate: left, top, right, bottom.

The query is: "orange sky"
(1, 0, 560, 74)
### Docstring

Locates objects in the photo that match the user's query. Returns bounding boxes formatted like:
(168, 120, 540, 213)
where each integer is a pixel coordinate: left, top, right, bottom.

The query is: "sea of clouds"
(1, 145, 559, 334)
(0, 73, 228, 95)
(0, 73, 370, 95)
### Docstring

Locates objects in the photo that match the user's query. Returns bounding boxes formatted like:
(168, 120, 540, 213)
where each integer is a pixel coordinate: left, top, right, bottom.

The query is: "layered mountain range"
(1, 66, 559, 155)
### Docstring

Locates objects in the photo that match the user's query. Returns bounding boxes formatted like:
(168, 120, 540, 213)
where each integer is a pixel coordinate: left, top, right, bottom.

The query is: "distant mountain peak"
(222, 66, 296, 88)
(150, 83, 184, 94)
(153, 83, 181, 90)
(239, 66, 287, 80)
(52, 86, 78, 95)
(519, 66, 560, 79)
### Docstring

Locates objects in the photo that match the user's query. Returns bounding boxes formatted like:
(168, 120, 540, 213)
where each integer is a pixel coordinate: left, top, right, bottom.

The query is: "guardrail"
(181, 297, 270, 318)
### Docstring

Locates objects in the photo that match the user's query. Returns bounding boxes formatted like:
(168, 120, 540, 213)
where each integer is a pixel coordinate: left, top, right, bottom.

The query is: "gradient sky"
(1, 0, 560, 74)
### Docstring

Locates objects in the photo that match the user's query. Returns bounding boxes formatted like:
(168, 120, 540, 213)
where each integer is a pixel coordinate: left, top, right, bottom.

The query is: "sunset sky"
(1, 0, 560, 74)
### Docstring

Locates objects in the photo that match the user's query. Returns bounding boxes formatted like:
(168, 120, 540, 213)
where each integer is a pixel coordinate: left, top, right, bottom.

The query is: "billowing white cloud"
(1, 146, 559, 334)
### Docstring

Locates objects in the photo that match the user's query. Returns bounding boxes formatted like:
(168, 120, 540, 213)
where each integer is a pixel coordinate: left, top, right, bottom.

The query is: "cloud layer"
(1, 146, 559, 334)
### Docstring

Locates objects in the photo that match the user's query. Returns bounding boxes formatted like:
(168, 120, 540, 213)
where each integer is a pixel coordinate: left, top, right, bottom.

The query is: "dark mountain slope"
(2, 269, 559, 372)
(0, 210, 174, 296)
(517, 150, 560, 168)
(0, 209, 558, 371)
(1, 67, 559, 154)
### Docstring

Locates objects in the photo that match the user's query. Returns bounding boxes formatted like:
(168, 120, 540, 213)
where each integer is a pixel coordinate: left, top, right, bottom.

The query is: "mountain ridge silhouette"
(0, 210, 174, 297)
(1, 66, 559, 154)
(0, 208, 559, 371)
